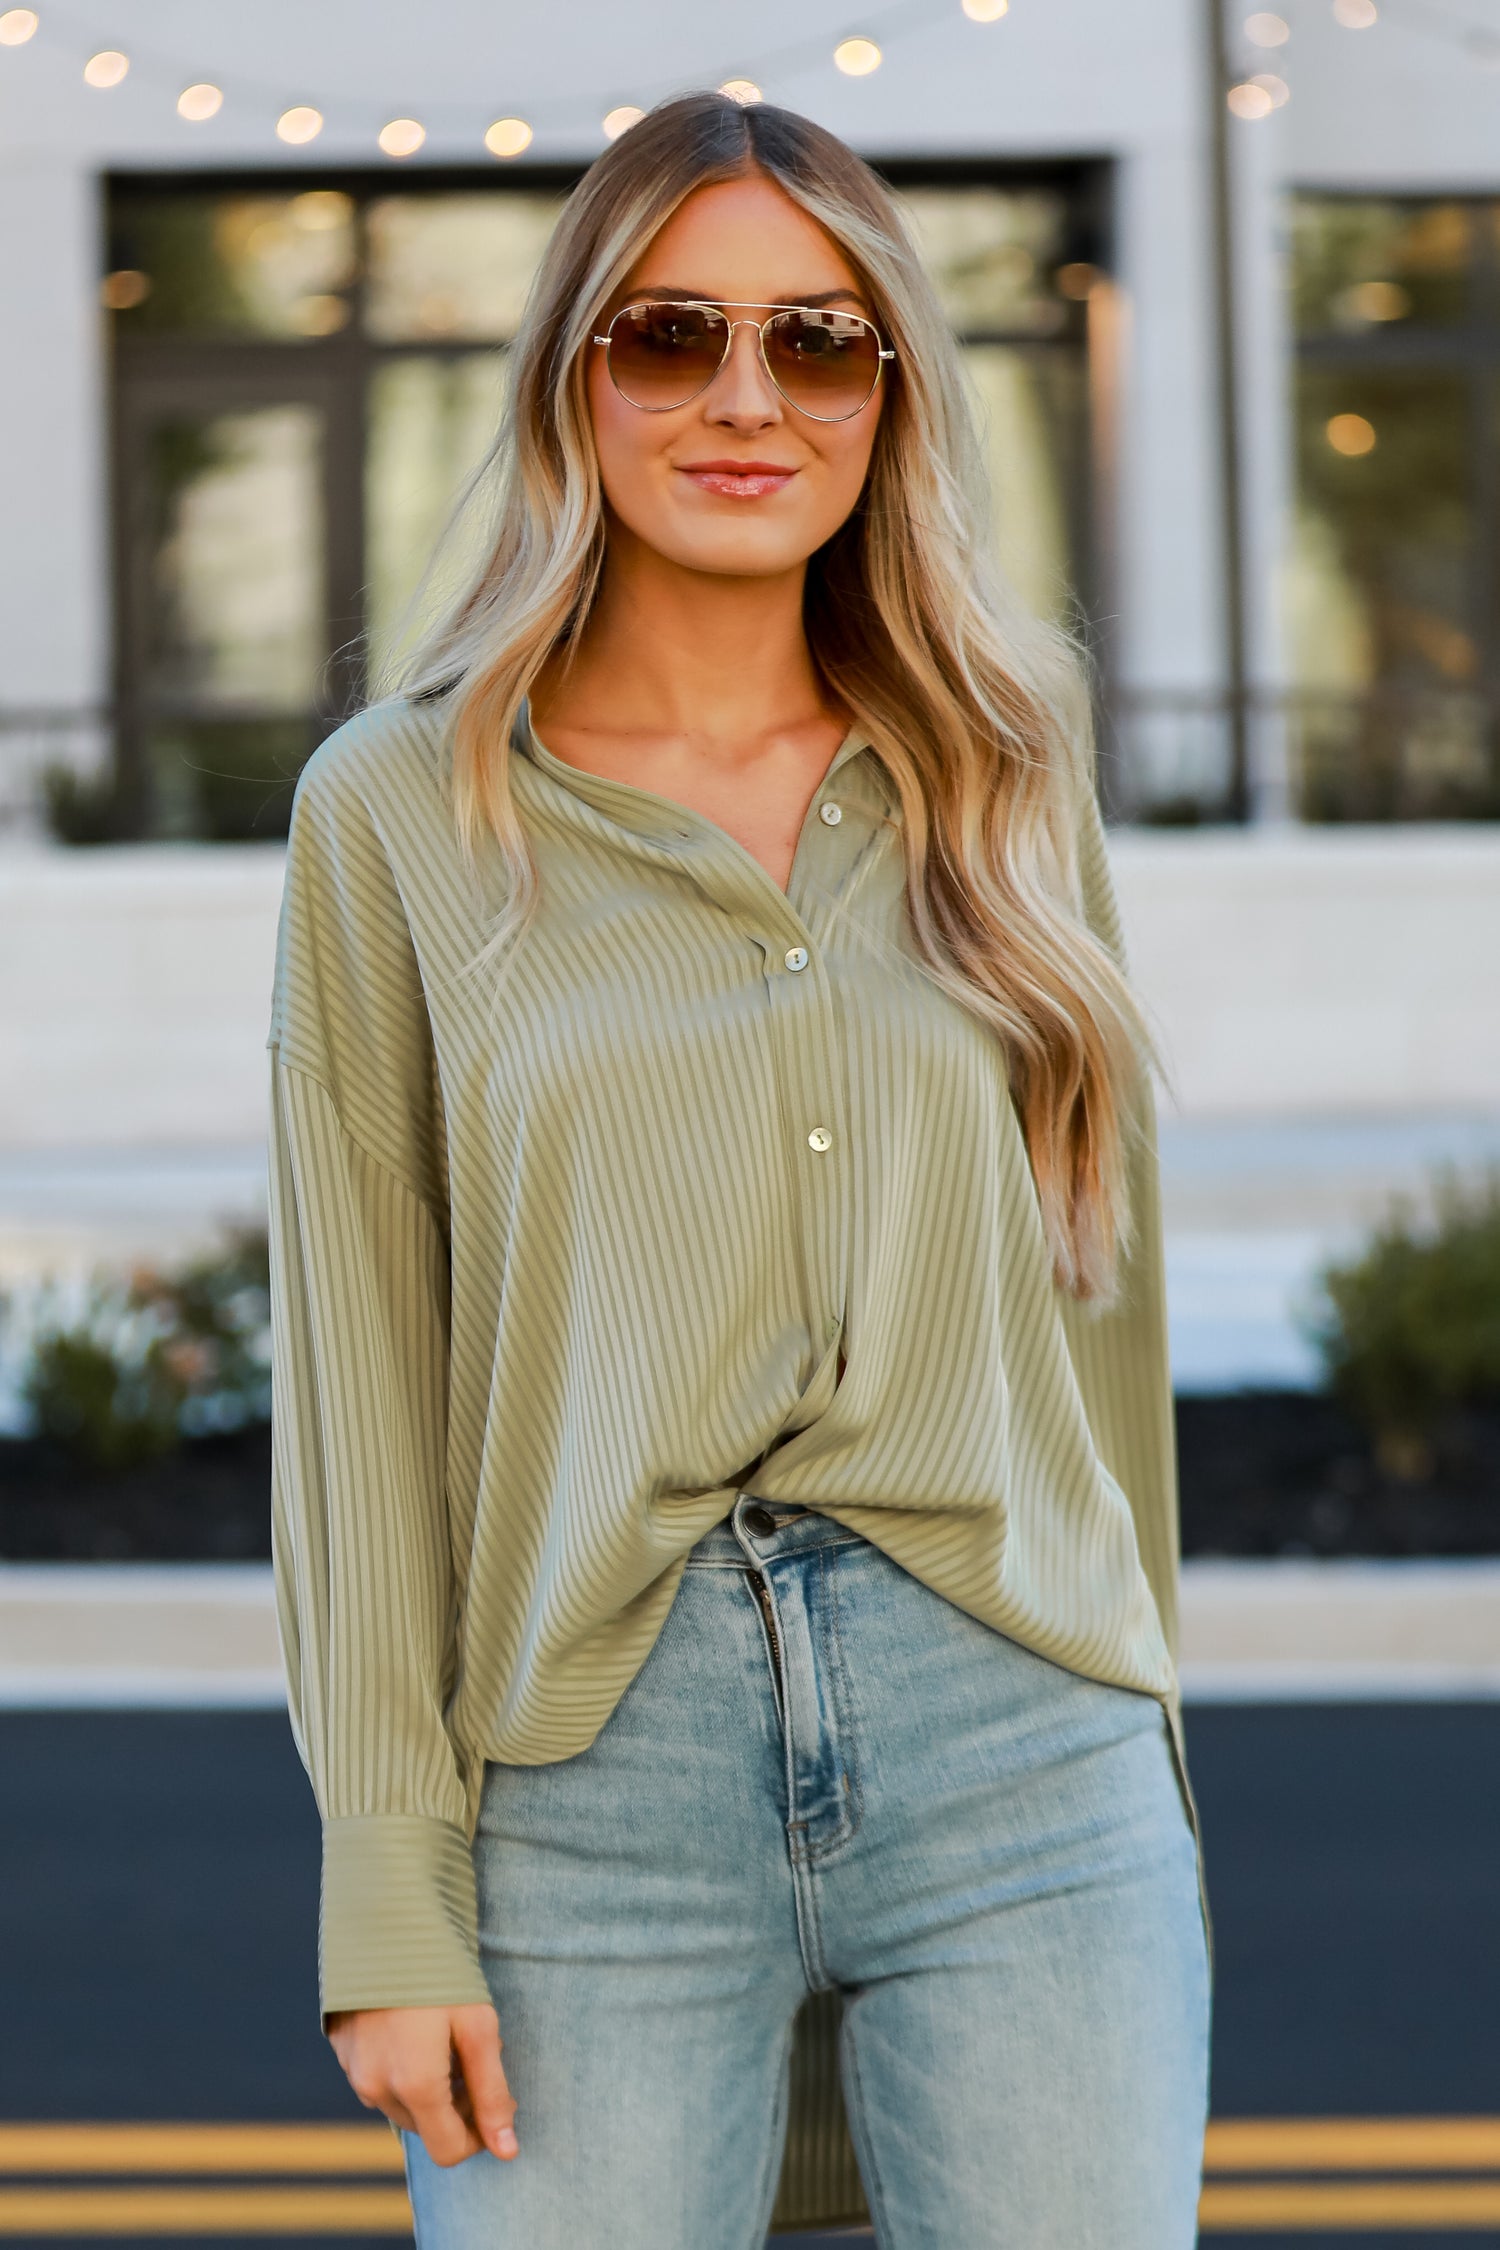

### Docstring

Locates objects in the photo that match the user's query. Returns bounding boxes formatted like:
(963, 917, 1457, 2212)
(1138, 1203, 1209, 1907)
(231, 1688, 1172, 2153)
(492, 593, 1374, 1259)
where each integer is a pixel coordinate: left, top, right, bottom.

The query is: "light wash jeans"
(405, 1495, 1212, 2247)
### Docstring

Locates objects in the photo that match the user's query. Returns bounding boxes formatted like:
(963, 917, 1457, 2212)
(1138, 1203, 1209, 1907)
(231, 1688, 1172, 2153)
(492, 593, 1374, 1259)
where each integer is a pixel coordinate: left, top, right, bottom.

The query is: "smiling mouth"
(676, 461, 800, 499)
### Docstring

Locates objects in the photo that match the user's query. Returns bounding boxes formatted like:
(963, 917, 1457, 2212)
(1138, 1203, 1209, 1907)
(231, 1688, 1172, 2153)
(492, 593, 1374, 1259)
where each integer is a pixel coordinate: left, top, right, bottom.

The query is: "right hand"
(328, 2003, 519, 2168)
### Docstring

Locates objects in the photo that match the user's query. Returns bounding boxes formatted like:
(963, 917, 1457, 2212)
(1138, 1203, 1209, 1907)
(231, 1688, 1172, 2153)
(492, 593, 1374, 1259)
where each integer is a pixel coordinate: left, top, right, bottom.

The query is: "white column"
(0, 160, 110, 828)
(1111, 136, 1230, 814)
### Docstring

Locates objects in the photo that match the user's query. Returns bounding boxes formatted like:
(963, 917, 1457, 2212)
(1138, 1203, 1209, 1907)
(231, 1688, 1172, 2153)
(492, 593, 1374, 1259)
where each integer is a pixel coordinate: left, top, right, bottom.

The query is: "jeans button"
(742, 1503, 778, 1538)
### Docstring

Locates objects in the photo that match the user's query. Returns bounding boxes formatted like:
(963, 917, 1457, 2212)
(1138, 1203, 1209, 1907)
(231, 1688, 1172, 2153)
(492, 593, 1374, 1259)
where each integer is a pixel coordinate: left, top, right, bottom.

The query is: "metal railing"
(1103, 685, 1500, 827)
(6, 690, 1500, 844)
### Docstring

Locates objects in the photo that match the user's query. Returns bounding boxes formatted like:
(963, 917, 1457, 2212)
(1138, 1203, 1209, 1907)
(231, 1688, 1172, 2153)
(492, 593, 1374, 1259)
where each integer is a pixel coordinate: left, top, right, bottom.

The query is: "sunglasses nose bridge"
(703, 316, 782, 413)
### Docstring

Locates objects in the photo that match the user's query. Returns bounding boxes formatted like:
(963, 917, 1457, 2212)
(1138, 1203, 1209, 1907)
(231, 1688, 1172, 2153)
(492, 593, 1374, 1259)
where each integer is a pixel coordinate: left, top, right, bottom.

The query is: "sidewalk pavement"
(3, 1557, 1498, 1709)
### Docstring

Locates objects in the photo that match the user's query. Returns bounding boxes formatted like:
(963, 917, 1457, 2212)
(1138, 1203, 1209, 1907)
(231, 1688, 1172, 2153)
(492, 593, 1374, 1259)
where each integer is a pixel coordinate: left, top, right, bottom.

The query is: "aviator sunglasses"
(593, 299, 895, 423)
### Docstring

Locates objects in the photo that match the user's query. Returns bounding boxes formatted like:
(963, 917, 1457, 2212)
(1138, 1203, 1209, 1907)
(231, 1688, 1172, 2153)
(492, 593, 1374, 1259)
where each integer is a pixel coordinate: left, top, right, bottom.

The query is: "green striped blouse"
(267, 692, 1198, 2049)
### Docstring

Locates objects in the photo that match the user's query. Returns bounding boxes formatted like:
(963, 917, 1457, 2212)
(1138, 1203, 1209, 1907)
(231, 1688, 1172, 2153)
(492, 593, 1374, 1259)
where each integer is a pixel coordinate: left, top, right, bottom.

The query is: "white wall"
(3, 830, 1498, 1151)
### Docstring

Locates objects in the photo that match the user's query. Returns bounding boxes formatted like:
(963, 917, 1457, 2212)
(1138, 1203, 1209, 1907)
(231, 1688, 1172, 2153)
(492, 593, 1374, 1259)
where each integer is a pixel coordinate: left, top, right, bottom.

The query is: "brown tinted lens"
(763, 310, 881, 418)
(606, 303, 729, 409)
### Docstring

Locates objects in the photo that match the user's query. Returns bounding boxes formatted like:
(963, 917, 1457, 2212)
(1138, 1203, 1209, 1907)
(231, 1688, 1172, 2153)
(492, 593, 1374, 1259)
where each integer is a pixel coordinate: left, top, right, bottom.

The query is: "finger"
(451, 2006, 519, 2159)
(402, 2071, 483, 2169)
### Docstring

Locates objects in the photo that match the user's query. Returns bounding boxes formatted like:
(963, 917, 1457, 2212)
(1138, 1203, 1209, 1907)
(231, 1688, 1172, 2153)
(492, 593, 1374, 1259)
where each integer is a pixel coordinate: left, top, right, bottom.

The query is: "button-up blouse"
(266, 691, 1196, 2029)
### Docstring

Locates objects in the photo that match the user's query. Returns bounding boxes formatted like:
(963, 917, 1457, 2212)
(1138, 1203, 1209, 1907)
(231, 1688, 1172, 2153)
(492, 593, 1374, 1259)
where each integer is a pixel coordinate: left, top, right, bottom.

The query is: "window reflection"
(1289, 194, 1500, 817)
(364, 194, 566, 341)
(142, 406, 324, 836)
(892, 186, 1074, 334)
(1292, 198, 1471, 333)
(109, 192, 357, 337)
(366, 355, 508, 672)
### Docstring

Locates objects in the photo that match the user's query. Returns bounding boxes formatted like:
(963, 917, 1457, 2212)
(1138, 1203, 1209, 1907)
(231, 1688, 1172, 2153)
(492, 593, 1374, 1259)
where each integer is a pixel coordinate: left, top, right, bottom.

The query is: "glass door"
(113, 366, 362, 838)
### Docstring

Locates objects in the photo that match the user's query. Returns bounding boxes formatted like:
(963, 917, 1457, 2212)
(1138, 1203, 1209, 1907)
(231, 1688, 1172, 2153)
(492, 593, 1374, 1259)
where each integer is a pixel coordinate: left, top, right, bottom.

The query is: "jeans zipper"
(751, 1569, 785, 1717)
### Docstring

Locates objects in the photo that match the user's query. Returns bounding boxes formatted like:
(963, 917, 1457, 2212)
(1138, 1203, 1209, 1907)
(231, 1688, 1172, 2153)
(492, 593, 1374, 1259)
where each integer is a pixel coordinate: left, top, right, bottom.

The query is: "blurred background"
(1, 0, 1498, 2244)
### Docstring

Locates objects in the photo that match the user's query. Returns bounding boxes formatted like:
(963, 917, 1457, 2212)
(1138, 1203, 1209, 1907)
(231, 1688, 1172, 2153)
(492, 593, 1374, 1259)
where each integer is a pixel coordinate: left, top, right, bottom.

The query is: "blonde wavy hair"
(387, 90, 1152, 1301)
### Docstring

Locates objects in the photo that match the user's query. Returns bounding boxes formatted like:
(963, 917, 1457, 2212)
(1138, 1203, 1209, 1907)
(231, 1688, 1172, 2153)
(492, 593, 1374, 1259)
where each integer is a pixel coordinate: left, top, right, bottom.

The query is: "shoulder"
(290, 693, 453, 845)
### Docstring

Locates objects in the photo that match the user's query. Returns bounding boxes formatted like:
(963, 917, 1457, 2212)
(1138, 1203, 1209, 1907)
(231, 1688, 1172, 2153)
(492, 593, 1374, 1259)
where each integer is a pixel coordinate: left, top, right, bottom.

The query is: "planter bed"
(1, 1396, 1497, 1563)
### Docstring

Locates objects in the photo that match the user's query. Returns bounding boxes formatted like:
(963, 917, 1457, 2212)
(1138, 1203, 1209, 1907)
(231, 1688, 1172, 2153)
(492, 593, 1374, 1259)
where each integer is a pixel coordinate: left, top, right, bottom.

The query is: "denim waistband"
(684, 1493, 866, 1569)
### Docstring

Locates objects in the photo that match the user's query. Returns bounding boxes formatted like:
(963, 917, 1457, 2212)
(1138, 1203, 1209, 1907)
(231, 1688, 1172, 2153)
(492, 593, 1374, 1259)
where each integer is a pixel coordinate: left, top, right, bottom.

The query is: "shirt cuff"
(317, 1813, 491, 2026)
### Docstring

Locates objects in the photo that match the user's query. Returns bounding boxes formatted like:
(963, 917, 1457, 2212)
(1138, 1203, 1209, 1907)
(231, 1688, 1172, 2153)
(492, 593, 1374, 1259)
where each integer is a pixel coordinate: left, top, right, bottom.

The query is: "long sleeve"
(1055, 780, 1182, 1661)
(265, 726, 490, 2023)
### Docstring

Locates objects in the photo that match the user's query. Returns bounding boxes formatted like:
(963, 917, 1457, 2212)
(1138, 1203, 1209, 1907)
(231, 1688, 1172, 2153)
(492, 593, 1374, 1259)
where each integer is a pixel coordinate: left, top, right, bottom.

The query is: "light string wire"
(6, 0, 1000, 144)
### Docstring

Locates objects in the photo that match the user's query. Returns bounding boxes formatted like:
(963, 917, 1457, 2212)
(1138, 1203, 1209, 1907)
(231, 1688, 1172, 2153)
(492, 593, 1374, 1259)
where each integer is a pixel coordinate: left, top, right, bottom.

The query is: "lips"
(677, 461, 799, 499)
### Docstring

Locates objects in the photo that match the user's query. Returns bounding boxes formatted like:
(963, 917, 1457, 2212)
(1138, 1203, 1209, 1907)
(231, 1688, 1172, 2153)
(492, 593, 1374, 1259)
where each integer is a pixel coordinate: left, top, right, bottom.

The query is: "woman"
(267, 91, 1211, 2248)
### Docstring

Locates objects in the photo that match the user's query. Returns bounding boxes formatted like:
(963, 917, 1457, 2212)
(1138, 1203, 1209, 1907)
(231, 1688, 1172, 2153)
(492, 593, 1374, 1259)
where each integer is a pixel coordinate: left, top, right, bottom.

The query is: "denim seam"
(836, 1996, 895, 2250)
(743, 2013, 799, 2250)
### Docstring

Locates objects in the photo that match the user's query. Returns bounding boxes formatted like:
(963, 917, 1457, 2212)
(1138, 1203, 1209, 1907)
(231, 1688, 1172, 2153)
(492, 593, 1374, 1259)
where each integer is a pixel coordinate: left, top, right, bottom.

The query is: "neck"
(541, 528, 832, 744)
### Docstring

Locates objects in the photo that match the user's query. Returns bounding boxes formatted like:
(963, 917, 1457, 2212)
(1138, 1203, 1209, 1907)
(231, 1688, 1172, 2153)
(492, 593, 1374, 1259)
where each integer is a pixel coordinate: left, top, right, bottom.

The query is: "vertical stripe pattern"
(267, 692, 1199, 2052)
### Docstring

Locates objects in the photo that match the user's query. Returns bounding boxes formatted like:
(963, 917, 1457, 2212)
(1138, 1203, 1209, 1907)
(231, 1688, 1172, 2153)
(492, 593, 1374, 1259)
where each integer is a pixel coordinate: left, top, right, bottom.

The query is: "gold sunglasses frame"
(592, 299, 896, 423)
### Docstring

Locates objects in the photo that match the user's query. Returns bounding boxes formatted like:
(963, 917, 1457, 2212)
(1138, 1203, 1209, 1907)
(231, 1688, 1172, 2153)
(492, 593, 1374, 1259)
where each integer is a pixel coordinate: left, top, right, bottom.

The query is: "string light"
(83, 49, 128, 87)
(1333, 0, 1377, 24)
(961, 0, 1009, 20)
(1249, 68, 1290, 103)
(484, 116, 533, 157)
(833, 36, 883, 73)
(1226, 78, 1274, 115)
(1244, 11, 1290, 43)
(1326, 412, 1376, 455)
(0, 8, 38, 44)
(602, 104, 643, 138)
(176, 82, 222, 121)
(276, 104, 323, 145)
(718, 78, 762, 102)
(378, 117, 426, 157)
(100, 269, 149, 310)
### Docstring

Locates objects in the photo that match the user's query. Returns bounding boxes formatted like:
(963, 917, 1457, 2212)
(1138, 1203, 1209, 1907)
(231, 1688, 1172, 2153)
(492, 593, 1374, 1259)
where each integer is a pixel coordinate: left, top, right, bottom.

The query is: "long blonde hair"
(387, 91, 1151, 1301)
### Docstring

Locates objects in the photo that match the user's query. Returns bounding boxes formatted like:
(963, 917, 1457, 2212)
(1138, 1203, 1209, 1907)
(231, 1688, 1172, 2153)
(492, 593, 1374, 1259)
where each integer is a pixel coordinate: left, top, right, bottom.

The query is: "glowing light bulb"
(1333, 0, 1377, 25)
(177, 82, 222, 121)
(100, 268, 149, 310)
(485, 116, 533, 157)
(719, 78, 762, 103)
(1245, 9, 1289, 40)
(834, 36, 883, 73)
(378, 117, 425, 157)
(1326, 412, 1376, 456)
(1249, 69, 1290, 103)
(83, 49, 128, 87)
(602, 104, 644, 139)
(0, 10, 39, 46)
(962, 0, 1009, 20)
(1226, 79, 1273, 116)
(276, 105, 324, 145)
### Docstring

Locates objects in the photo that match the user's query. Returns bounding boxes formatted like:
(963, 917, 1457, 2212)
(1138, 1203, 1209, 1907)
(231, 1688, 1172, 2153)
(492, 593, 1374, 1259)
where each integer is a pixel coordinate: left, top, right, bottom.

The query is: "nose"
(701, 319, 783, 432)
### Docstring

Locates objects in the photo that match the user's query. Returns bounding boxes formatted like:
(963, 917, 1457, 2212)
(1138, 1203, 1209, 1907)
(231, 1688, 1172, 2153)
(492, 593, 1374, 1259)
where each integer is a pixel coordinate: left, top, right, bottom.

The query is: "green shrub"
(1310, 1170, 1500, 1476)
(7, 1226, 272, 1471)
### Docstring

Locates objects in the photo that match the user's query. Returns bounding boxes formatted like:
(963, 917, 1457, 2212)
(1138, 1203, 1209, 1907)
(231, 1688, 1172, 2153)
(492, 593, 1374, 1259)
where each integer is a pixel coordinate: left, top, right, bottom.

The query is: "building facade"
(1, 0, 1498, 840)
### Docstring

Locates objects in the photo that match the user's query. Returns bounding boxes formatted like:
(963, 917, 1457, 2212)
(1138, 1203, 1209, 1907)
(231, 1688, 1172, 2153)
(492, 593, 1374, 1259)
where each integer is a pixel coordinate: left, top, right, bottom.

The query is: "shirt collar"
(513, 697, 886, 842)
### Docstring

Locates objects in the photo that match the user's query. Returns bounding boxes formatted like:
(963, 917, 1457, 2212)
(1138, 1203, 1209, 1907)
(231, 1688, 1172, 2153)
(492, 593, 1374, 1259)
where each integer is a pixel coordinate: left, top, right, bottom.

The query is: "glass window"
(140, 404, 325, 836)
(1291, 198, 1472, 335)
(108, 191, 357, 338)
(964, 347, 1082, 621)
(1288, 365, 1496, 818)
(892, 186, 1074, 334)
(366, 354, 508, 672)
(364, 194, 567, 341)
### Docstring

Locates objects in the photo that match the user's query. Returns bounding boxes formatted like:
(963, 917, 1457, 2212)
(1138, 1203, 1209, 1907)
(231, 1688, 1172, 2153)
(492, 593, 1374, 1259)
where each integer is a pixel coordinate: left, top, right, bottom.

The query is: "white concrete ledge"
(2, 1556, 1499, 1708)
(5, 829, 1500, 1145)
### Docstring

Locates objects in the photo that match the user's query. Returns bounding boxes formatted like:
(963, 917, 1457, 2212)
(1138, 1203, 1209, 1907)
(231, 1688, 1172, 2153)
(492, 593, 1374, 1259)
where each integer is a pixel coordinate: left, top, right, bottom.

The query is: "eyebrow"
(624, 284, 871, 312)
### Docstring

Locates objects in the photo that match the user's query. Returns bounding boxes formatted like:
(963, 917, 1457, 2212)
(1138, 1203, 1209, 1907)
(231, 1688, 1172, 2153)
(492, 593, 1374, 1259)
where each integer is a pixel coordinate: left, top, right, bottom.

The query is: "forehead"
(618, 174, 865, 303)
